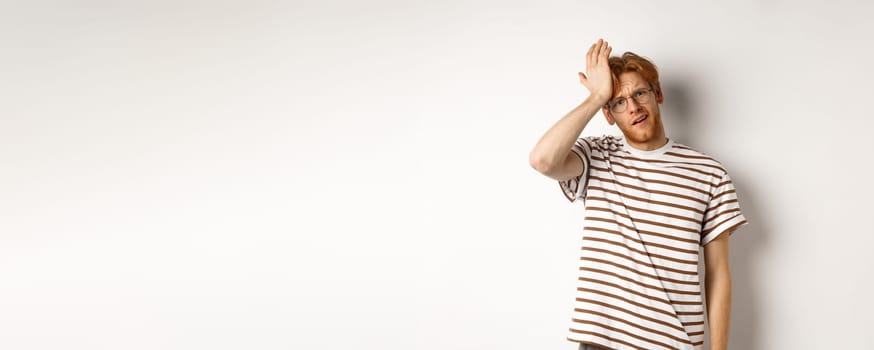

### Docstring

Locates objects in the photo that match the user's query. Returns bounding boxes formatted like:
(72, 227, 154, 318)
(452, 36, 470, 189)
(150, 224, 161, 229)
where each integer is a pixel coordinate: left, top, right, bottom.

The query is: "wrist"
(586, 93, 611, 108)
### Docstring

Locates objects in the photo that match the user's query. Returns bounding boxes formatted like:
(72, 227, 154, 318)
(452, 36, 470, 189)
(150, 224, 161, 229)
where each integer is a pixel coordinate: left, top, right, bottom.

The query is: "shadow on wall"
(660, 77, 696, 143)
(662, 80, 771, 350)
(723, 173, 769, 350)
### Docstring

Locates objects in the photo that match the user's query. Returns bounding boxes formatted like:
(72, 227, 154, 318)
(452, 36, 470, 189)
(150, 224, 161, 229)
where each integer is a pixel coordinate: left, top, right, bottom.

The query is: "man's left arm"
(703, 232, 732, 350)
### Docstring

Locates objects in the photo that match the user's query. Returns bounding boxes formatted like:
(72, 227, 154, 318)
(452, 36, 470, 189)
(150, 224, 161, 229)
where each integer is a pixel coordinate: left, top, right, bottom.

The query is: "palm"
(578, 39, 613, 104)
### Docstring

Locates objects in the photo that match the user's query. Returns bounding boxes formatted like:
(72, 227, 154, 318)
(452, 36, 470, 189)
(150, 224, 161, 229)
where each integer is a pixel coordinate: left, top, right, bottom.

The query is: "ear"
(655, 86, 665, 104)
(602, 107, 616, 125)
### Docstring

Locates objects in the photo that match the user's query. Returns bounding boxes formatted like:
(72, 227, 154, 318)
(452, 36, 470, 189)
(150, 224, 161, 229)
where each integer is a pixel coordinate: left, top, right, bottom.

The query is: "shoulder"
(667, 142, 729, 176)
(582, 134, 623, 152)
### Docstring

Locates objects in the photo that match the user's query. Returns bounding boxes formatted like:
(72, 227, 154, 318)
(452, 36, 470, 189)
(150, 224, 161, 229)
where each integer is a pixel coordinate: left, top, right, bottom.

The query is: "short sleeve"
(558, 138, 592, 203)
(700, 172, 748, 246)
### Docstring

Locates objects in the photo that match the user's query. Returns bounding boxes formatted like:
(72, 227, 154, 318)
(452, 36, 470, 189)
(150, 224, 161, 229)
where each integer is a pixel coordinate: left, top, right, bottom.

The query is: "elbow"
(705, 266, 732, 290)
(529, 152, 553, 174)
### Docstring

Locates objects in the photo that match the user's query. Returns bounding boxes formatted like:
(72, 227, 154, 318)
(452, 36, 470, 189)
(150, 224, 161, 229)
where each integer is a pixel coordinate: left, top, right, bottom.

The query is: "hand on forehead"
(614, 72, 649, 98)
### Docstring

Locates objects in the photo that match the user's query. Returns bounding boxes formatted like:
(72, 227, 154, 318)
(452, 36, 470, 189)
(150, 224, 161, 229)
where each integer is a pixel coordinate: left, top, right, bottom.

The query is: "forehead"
(614, 71, 649, 97)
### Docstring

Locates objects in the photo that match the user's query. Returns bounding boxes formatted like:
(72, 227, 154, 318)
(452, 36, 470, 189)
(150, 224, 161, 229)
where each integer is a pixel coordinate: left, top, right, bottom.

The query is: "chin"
(621, 122, 661, 144)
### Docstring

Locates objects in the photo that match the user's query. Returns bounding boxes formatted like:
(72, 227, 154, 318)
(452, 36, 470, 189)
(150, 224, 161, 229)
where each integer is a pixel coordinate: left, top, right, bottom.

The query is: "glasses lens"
(611, 89, 651, 113)
(611, 100, 626, 113)
(636, 90, 651, 104)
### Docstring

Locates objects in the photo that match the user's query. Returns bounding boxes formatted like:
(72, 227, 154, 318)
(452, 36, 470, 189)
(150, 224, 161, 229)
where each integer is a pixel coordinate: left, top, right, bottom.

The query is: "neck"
(625, 130, 669, 151)
(625, 136, 668, 151)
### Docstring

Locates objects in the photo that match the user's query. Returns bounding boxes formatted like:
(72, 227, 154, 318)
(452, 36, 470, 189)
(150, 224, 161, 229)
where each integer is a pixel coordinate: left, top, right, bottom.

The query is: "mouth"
(632, 114, 648, 126)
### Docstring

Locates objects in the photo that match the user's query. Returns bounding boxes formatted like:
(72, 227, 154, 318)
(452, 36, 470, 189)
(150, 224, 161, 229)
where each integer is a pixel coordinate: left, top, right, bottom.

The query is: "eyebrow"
(611, 86, 650, 102)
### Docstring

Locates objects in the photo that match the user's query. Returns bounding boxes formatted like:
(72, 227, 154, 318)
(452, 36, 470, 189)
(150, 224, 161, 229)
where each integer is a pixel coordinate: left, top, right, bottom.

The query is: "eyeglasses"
(605, 87, 654, 113)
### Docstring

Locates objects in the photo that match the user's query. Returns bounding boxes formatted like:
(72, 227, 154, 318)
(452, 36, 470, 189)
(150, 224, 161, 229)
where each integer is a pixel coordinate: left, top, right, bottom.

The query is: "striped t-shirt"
(558, 135, 747, 350)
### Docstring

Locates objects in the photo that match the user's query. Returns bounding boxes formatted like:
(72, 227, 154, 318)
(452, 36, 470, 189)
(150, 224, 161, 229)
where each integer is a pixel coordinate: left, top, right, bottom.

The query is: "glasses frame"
(605, 86, 655, 114)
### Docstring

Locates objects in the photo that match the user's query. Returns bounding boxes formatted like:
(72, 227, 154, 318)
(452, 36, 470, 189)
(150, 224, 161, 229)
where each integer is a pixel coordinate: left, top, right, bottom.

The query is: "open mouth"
(632, 114, 648, 126)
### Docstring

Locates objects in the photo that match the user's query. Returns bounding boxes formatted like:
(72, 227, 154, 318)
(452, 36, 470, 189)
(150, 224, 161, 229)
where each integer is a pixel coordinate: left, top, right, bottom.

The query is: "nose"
(625, 97, 642, 113)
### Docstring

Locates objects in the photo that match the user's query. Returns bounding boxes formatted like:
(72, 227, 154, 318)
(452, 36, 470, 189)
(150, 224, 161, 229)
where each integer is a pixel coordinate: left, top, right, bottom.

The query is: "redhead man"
(529, 39, 746, 350)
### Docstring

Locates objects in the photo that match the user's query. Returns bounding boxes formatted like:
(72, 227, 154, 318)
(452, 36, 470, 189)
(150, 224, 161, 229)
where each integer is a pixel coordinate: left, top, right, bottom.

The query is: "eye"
(634, 90, 646, 98)
(614, 99, 626, 106)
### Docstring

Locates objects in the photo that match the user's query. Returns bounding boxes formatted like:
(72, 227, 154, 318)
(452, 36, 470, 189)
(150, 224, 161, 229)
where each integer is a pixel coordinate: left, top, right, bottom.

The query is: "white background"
(1, 1, 872, 349)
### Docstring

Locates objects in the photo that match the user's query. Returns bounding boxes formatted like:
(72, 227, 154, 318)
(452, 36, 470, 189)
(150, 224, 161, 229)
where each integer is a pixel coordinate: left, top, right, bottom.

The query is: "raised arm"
(529, 38, 614, 181)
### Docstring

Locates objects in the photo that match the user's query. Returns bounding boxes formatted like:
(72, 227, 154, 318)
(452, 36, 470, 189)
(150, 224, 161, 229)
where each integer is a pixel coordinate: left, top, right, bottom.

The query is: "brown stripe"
(635, 220, 700, 236)
(587, 197, 702, 224)
(579, 266, 702, 296)
(590, 165, 711, 197)
(576, 290, 684, 324)
(571, 310, 690, 344)
(589, 185, 704, 215)
(574, 298, 689, 335)
(711, 189, 736, 202)
(682, 320, 705, 327)
(671, 165, 721, 178)
(580, 256, 699, 285)
(677, 310, 705, 316)
(580, 137, 593, 151)
(704, 199, 739, 216)
(579, 276, 674, 306)
(592, 155, 718, 186)
(714, 179, 731, 188)
(573, 309, 694, 345)
(701, 220, 747, 245)
(584, 218, 699, 255)
(704, 208, 741, 226)
(582, 247, 698, 276)
(587, 208, 700, 243)
(615, 153, 725, 172)
(590, 175, 708, 205)
(577, 276, 703, 312)
(664, 151, 717, 160)
(587, 206, 702, 238)
(583, 236, 698, 265)
(703, 214, 744, 235)
(572, 301, 685, 336)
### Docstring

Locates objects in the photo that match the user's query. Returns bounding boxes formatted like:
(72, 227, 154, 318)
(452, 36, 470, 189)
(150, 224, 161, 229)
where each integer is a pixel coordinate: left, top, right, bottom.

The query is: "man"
(529, 39, 746, 350)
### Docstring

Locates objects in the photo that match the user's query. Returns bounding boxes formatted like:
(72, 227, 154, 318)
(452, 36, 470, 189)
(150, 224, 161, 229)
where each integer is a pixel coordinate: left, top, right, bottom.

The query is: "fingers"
(591, 39, 602, 66)
(597, 39, 610, 65)
(584, 38, 611, 88)
(588, 38, 610, 67)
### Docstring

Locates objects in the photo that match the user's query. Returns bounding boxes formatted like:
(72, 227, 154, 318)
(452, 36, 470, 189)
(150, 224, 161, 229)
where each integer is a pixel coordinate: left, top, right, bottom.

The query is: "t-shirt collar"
(621, 136, 674, 158)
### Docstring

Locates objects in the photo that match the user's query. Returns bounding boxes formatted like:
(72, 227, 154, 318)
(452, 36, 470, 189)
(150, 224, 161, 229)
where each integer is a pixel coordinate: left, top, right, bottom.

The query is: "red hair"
(608, 52, 661, 97)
